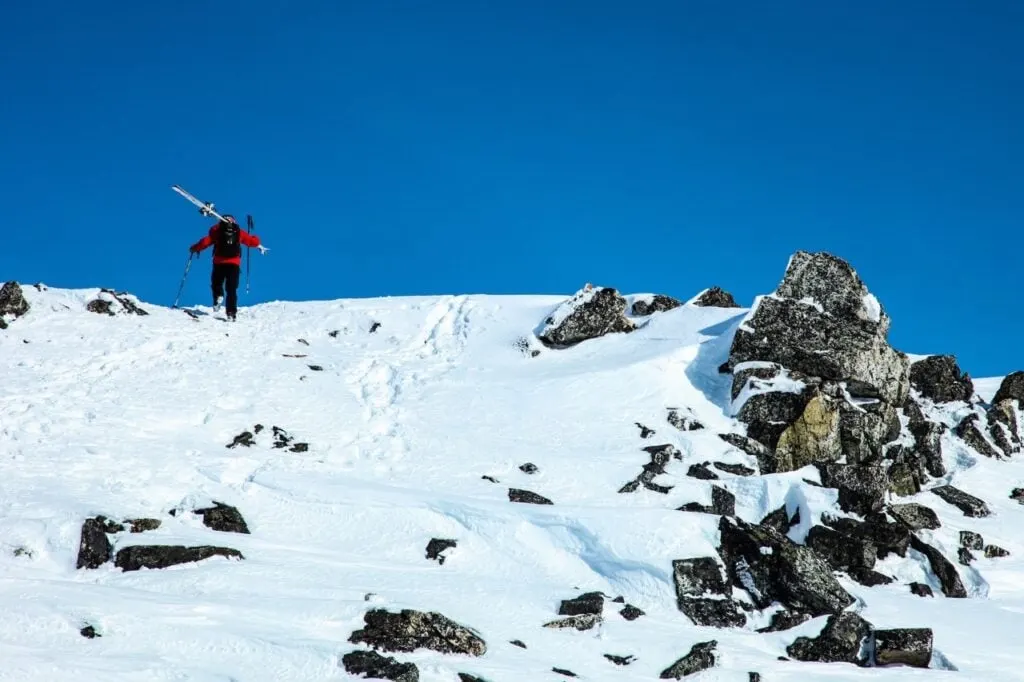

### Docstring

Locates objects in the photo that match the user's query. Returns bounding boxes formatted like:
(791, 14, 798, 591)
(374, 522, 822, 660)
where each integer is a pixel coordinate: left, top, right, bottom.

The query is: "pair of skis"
(171, 185, 258, 308)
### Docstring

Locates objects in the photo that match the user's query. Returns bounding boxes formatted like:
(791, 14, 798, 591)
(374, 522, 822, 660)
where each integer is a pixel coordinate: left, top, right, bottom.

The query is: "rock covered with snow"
(728, 251, 909, 405)
(537, 286, 634, 347)
(86, 288, 149, 316)
(691, 286, 740, 308)
(631, 294, 681, 316)
(348, 609, 486, 657)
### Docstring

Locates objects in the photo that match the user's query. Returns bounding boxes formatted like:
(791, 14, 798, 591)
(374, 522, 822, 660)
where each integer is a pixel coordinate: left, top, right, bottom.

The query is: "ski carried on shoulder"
(171, 185, 229, 223)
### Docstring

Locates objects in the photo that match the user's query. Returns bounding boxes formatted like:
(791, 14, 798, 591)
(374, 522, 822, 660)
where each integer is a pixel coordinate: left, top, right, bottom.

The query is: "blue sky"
(0, 1, 1021, 376)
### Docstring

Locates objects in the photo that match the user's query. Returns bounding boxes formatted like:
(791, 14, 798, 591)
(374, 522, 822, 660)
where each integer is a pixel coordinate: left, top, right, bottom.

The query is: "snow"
(0, 286, 1023, 680)
(861, 293, 882, 323)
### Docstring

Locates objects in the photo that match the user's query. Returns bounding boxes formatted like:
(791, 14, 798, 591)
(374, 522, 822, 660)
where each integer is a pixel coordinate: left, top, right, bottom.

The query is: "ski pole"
(173, 253, 195, 309)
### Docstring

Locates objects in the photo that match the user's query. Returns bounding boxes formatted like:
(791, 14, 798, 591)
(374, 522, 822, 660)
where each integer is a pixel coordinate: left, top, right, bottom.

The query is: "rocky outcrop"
(889, 503, 941, 531)
(839, 400, 901, 464)
(114, 545, 243, 571)
(349, 609, 486, 656)
(667, 408, 704, 432)
(756, 610, 811, 633)
(805, 525, 876, 576)
(717, 517, 854, 617)
(692, 287, 739, 308)
(930, 485, 991, 517)
(86, 289, 149, 316)
(773, 394, 843, 472)
(713, 462, 756, 477)
(426, 539, 457, 564)
(619, 444, 680, 494)
(620, 604, 645, 621)
(672, 557, 746, 627)
(960, 531, 984, 550)
(736, 388, 813, 454)
(0, 281, 29, 329)
(956, 413, 1003, 458)
(910, 582, 934, 597)
(729, 252, 910, 405)
(821, 514, 910, 560)
(193, 502, 250, 534)
(786, 612, 872, 666)
(342, 650, 419, 682)
(631, 295, 681, 316)
(558, 592, 604, 616)
(909, 536, 967, 598)
(718, 433, 772, 473)
(538, 287, 634, 347)
(543, 614, 602, 631)
(818, 463, 888, 516)
(76, 516, 123, 569)
(678, 486, 735, 517)
(508, 488, 553, 505)
(686, 463, 718, 480)
(988, 400, 1022, 456)
(660, 640, 718, 679)
(993, 372, 1024, 405)
(910, 355, 973, 403)
(874, 628, 933, 668)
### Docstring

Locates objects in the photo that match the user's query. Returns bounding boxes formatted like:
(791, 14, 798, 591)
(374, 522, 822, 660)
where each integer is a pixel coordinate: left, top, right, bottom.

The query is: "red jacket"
(191, 222, 261, 266)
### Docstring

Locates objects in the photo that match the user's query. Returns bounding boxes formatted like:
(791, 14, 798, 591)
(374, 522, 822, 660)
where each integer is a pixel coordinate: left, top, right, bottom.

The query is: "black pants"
(211, 263, 241, 317)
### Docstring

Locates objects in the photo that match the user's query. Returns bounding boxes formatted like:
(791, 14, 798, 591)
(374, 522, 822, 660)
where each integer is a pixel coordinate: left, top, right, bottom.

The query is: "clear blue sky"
(1, 1, 1021, 376)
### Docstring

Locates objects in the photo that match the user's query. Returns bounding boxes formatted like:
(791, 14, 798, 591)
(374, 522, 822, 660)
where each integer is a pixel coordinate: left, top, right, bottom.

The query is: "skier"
(189, 214, 265, 320)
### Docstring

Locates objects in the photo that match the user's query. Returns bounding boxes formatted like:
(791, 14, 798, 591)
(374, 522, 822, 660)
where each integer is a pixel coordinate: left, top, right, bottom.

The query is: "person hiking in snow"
(189, 214, 265, 320)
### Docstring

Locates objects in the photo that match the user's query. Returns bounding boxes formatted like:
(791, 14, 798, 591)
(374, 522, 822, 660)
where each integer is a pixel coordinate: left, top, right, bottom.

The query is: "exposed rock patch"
(909, 536, 967, 598)
(692, 286, 739, 308)
(632, 294, 681, 316)
(425, 539, 457, 565)
(955, 414, 1002, 458)
(114, 545, 243, 571)
(889, 503, 941, 531)
(543, 614, 602, 631)
(0, 281, 29, 328)
(558, 592, 604, 616)
(910, 355, 973, 403)
(538, 287, 635, 347)
(193, 502, 250, 534)
(508, 488, 552, 505)
(86, 289, 149, 316)
(341, 650, 419, 682)
(660, 640, 718, 679)
(930, 485, 991, 517)
(786, 612, 872, 666)
(993, 372, 1024, 405)
(619, 444, 680, 494)
(348, 609, 486, 656)
(874, 628, 933, 668)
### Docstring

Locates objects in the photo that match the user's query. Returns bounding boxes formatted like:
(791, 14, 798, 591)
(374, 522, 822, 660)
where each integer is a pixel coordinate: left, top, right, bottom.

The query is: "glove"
(189, 244, 201, 254)
(257, 245, 270, 255)
(198, 203, 214, 217)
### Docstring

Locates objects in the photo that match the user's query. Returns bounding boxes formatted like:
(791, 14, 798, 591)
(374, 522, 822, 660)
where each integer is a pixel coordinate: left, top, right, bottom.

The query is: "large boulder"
(537, 287, 634, 347)
(114, 545, 243, 571)
(660, 641, 718, 679)
(672, 557, 746, 628)
(773, 394, 843, 472)
(930, 485, 991, 518)
(909, 355, 973, 403)
(76, 516, 123, 569)
(909, 536, 967, 598)
(717, 517, 854, 617)
(342, 650, 419, 682)
(692, 287, 739, 308)
(993, 372, 1024, 405)
(786, 612, 872, 666)
(874, 628, 933, 668)
(728, 252, 909, 405)
(818, 464, 888, 516)
(348, 609, 486, 657)
(0, 281, 29, 329)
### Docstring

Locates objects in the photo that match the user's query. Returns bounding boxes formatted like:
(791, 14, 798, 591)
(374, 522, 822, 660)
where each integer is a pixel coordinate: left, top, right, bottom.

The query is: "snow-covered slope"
(1, 282, 1023, 681)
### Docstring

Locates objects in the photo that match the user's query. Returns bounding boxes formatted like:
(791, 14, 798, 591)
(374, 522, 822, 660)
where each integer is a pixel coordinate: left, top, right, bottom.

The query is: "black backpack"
(214, 221, 241, 259)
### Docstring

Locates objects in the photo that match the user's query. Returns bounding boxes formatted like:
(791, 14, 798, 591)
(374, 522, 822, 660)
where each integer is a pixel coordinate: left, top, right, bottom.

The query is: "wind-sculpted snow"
(0, 270, 1023, 681)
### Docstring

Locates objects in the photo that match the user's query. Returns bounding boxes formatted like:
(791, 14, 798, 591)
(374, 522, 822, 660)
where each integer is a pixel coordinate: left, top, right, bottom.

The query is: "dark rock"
(0, 281, 29, 323)
(297, 338, 309, 346)
(290, 442, 309, 453)
(909, 536, 967, 598)
(985, 544, 1010, 558)
(604, 654, 635, 666)
(993, 372, 1024, 405)
(76, 516, 122, 569)
(718, 433, 772, 473)
(748, 674, 761, 682)
(635, 423, 655, 439)
(907, 418, 947, 478)
(543, 614, 602, 631)
(756, 610, 811, 633)
(1012, 488, 1024, 504)
(955, 413, 1002, 458)
(930, 485, 991, 517)
(889, 503, 941, 531)
(552, 668, 577, 678)
(349, 609, 486, 656)
(713, 462, 756, 476)
(86, 299, 114, 315)
(852, 569, 893, 586)
(731, 363, 784, 401)
(508, 488, 552, 505)
(611, 596, 625, 603)
(510, 639, 527, 649)
(227, 431, 255, 448)
(632, 295, 682, 316)
(481, 475, 499, 484)
(759, 506, 792, 535)
(369, 321, 382, 333)
(341, 650, 419, 682)
(457, 674, 488, 682)
(885, 446, 926, 497)
(558, 592, 604, 616)
(728, 252, 910, 405)
(736, 389, 813, 453)
(308, 364, 324, 372)
(86, 290, 148, 316)
(678, 598, 747, 628)
(80, 625, 100, 639)
(425, 539, 457, 564)
(822, 514, 910, 560)
(818, 464, 888, 516)
(660, 640, 718, 679)
(673, 557, 729, 598)
(910, 355, 974, 403)
(874, 628, 933, 668)
(193, 502, 250, 534)
(518, 462, 538, 474)
(272, 426, 294, 448)
(909, 582, 934, 597)
(717, 517, 854, 616)
(538, 287, 635, 347)
(687, 463, 719, 480)
(805, 525, 876, 573)
(839, 400, 901, 465)
(126, 518, 162, 533)
(958, 547, 975, 565)
(667, 409, 704, 431)
(988, 399, 1022, 456)
(786, 612, 872, 666)
(773, 395, 844, 473)
(678, 486, 735, 517)
(620, 605, 645, 620)
(960, 531, 984, 550)
(693, 286, 739, 308)
(114, 545, 243, 571)
(620, 444, 681, 494)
